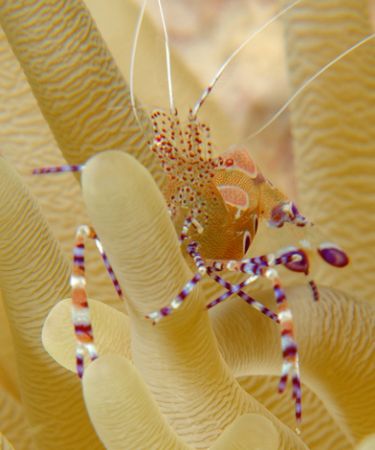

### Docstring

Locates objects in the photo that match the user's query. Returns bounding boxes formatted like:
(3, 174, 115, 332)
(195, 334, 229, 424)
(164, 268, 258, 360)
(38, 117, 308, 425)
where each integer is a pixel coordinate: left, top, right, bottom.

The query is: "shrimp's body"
(150, 108, 288, 261)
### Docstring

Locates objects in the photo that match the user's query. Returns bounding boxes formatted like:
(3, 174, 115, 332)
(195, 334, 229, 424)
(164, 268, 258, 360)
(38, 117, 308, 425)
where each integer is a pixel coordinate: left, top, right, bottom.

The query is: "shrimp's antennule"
(247, 33, 375, 140)
(157, 0, 175, 114)
(131, 0, 175, 120)
(191, 0, 303, 119)
(130, 0, 148, 125)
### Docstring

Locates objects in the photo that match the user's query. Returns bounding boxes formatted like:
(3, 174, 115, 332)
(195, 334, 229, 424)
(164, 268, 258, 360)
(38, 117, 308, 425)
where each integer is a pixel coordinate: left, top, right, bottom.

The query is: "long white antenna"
(130, 0, 148, 124)
(191, 0, 303, 119)
(247, 33, 375, 141)
(157, 0, 175, 114)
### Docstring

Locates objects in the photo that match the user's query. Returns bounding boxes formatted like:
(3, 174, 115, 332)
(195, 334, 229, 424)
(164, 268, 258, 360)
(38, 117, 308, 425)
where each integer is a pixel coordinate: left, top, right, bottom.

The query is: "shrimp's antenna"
(247, 33, 375, 141)
(130, 0, 148, 125)
(157, 0, 175, 114)
(191, 0, 302, 119)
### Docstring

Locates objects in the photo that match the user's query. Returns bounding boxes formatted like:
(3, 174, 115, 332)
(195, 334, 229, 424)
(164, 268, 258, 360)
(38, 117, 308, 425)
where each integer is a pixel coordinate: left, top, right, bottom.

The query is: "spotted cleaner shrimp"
(32, 0, 374, 425)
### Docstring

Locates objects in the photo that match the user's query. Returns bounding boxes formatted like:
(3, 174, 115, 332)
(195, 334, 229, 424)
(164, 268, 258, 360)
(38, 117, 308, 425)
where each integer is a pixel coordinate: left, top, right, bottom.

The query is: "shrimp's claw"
(269, 201, 309, 228)
(317, 243, 349, 268)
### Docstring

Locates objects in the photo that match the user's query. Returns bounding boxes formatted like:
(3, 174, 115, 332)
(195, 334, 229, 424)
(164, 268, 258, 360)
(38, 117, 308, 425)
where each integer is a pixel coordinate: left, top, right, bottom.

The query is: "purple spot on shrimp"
(284, 250, 309, 275)
(278, 374, 288, 393)
(318, 246, 349, 268)
(160, 307, 173, 317)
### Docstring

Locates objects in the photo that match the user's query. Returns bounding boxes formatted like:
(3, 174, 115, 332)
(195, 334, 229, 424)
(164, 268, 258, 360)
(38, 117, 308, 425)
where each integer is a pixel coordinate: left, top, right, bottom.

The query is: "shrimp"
(32, 0, 373, 424)
(144, 73, 348, 425)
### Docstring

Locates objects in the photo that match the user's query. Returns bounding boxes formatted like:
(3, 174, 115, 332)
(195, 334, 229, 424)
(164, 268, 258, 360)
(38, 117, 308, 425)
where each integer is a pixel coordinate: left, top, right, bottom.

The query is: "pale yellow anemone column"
(282, 0, 375, 299)
(0, 158, 103, 449)
(0, 433, 15, 450)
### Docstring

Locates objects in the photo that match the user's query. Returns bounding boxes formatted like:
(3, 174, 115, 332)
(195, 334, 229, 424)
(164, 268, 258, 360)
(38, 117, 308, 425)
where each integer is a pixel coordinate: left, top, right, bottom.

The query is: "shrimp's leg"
(179, 215, 203, 243)
(71, 225, 98, 378)
(224, 241, 348, 423)
(93, 234, 123, 298)
(206, 268, 279, 323)
(226, 252, 302, 423)
(71, 224, 124, 376)
(33, 164, 123, 298)
(264, 267, 302, 424)
(33, 164, 84, 174)
(145, 241, 206, 324)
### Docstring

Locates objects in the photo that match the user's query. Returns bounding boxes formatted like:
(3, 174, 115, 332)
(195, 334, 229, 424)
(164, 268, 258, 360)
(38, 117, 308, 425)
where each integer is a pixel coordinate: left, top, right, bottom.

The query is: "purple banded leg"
(179, 216, 193, 243)
(187, 241, 207, 273)
(93, 236, 123, 298)
(145, 241, 207, 324)
(236, 289, 280, 322)
(75, 345, 85, 379)
(309, 280, 319, 302)
(179, 217, 204, 243)
(75, 343, 98, 379)
(264, 267, 302, 424)
(206, 269, 279, 323)
(33, 164, 84, 174)
(145, 272, 203, 323)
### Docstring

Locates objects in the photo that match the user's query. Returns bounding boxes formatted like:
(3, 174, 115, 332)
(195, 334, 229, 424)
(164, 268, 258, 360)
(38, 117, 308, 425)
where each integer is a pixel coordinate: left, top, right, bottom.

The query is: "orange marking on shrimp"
(217, 185, 249, 210)
(221, 147, 258, 178)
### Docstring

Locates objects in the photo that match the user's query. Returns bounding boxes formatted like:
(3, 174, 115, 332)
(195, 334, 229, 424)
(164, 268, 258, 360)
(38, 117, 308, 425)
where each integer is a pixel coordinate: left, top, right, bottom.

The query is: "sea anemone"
(0, 0, 374, 449)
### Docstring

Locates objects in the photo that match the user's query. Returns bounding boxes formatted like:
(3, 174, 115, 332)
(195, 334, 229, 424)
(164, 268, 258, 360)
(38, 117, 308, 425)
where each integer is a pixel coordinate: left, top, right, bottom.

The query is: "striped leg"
(71, 225, 123, 377)
(33, 163, 123, 298)
(71, 225, 98, 378)
(92, 234, 123, 298)
(179, 216, 193, 243)
(206, 268, 279, 323)
(145, 272, 203, 323)
(33, 164, 84, 174)
(145, 241, 206, 324)
(179, 216, 203, 243)
(226, 253, 302, 423)
(264, 267, 302, 424)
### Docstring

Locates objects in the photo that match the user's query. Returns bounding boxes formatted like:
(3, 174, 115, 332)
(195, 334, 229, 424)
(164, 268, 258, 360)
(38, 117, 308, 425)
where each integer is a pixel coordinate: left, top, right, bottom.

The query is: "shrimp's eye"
(243, 231, 252, 254)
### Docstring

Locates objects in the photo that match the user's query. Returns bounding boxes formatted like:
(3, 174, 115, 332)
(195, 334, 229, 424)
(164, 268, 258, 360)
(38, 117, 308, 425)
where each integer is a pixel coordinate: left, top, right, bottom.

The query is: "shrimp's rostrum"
(32, 0, 364, 425)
